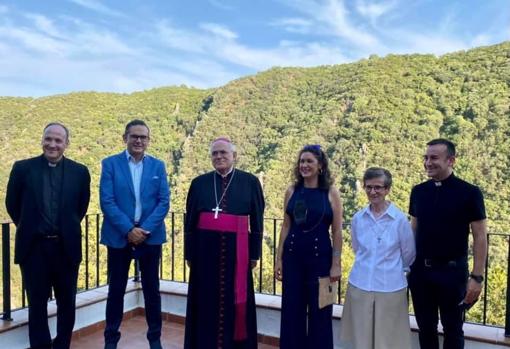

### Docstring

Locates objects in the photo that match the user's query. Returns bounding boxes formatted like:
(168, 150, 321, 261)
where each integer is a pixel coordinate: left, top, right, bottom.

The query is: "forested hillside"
(176, 41, 509, 234)
(0, 87, 211, 216)
(1, 42, 508, 228)
(0, 41, 508, 325)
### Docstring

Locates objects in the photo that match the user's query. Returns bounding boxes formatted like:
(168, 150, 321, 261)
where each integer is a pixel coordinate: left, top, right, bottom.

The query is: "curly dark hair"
(293, 144, 333, 190)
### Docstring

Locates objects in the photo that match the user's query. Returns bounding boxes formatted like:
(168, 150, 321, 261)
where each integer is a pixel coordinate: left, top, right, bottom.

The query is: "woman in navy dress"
(275, 144, 343, 349)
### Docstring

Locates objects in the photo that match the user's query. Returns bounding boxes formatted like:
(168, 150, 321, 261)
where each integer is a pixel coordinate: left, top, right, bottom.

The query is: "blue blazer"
(99, 151, 170, 248)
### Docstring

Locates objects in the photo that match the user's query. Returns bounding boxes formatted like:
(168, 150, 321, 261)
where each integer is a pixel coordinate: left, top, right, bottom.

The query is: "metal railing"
(1, 213, 509, 335)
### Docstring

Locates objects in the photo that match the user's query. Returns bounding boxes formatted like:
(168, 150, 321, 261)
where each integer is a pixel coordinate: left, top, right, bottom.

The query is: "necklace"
(301, 189, 326, 233)
(212, 169, 236, 219)
(369, 203, 391, 243)
(370, 220, 392, 244)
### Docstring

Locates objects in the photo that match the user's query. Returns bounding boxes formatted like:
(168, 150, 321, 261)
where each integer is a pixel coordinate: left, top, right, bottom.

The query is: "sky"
(0, 0, 508, 97)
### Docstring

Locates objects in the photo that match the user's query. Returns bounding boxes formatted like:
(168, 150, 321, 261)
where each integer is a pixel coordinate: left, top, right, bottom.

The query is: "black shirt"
(409, 173, 486, 260)
(40, 160, 63, 235)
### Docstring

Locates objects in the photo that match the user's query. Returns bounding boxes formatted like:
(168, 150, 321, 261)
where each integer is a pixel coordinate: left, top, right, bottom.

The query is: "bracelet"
(332, 250, 341, 257)
(469, 273, 484, 283)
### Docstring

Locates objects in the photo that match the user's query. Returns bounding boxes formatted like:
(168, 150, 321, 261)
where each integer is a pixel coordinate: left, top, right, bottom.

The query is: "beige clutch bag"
(318, 277, 338, 309)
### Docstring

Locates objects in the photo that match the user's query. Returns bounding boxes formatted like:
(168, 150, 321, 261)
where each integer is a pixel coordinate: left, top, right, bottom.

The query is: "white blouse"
(348, 203, 416, 292)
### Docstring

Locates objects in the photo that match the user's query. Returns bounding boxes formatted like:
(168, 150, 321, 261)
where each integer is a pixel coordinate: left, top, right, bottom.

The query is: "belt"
(422, 257, 465, 268)
(37, 234, 60, 240)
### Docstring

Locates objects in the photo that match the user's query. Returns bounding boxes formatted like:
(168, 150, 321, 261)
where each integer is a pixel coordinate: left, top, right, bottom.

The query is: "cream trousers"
(340, 283, 412, 349)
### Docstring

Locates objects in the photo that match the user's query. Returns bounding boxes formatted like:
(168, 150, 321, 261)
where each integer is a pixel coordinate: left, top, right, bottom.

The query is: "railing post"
(272, 219, 276, 295)
(85, 215, 89, 290)
(96, 214, 100, 287)
(133, 259, 140, 282)
(183, 213, 187, 283)
(505, 236, 510, 337)
(259, 233, 263, 293)
(21, 278, 26, 308)
(160, 248, 163, 279)
(171, 212, 175, 281)
(2, 223, 13, 321)
(482, 234, 489, 325)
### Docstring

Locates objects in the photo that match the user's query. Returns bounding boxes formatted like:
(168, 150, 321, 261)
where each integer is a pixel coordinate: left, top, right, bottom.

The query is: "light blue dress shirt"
(125, 150, 144, 223)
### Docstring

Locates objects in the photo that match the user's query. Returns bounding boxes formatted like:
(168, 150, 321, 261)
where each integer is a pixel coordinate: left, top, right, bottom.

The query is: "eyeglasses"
(364, 185, 387, 192)
(128, 134, 149, 142)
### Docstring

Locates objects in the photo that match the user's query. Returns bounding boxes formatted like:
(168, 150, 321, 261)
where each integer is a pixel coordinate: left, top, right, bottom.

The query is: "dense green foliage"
(0, 42, 508, 326)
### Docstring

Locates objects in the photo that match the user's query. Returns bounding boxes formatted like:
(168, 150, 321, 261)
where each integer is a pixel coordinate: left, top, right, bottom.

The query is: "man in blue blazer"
(100, 119, 170, 349)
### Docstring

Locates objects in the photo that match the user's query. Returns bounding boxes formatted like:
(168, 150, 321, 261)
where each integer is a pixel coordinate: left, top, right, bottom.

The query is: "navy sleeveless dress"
(280, 185, 334, 349)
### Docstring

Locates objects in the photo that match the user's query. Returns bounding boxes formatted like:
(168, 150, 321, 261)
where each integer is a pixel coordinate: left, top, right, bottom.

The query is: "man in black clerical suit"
(6, 122, 90, 349)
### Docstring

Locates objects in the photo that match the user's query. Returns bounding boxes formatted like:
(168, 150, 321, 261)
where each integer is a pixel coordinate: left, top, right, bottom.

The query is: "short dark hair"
(363, 167, 392, 188)
(427, 138, 456, 157)
(124, 119, 150, 136)
(43, 122, 70, 142)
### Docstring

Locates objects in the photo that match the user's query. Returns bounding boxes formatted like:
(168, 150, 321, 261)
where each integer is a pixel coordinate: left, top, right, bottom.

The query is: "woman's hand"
(275, 259, 283, 281)
(329, 264, 341, 282)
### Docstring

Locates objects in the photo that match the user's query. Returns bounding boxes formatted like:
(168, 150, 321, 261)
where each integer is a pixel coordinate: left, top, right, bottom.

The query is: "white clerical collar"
(216, 166, 234, 178)
(46, 157, 63, 167)
(125, 150, 146, 163)
(432, 172, 455, 187)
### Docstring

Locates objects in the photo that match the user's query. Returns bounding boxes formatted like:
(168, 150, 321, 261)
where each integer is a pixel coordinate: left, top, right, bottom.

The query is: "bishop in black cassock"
(184, 137, 265, 349)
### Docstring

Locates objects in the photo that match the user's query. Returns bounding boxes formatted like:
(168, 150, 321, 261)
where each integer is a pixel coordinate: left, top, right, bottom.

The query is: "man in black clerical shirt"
(6, 123, 90, 349)
(408, 138, 487, 349)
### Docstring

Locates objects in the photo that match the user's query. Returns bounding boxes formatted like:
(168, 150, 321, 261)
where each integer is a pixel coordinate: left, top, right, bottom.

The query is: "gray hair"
(363, 167, 392, 188)
(209, 138, 237, 154)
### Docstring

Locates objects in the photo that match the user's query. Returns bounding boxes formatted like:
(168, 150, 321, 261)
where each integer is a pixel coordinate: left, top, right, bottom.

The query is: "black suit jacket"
(6, 155, 91, 265)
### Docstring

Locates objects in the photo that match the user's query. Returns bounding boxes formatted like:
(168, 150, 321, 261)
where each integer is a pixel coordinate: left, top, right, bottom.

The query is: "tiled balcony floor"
(71, 315, 277, 349)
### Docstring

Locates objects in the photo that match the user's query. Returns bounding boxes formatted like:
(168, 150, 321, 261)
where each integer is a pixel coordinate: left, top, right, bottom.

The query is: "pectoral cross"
(212, 206, 223, 219)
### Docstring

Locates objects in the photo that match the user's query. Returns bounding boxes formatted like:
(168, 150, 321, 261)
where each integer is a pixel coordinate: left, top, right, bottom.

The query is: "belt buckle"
(424, 259, 432, 267)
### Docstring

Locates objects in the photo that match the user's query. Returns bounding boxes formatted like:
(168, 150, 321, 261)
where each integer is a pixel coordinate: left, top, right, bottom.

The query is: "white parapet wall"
(0, 280, 507, 349)
(154, 281, 509, 349)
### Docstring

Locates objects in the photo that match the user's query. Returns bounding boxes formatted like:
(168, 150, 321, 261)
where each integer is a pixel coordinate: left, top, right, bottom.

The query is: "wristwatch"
(469, 273, 484, 283)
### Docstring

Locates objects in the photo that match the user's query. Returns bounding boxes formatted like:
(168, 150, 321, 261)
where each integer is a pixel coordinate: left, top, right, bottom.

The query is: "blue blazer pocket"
(145, 176, 161, 195)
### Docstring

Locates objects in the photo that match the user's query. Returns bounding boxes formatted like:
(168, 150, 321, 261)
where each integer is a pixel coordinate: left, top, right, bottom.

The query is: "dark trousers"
(104, 244, 162, 345)
(280, 252, 333, 349)
(409, 260, 468, 349)
(20, 238, 79, 349)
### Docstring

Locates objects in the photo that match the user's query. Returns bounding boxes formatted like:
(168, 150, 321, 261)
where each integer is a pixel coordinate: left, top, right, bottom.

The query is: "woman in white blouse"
(340, 167, 416, 349)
